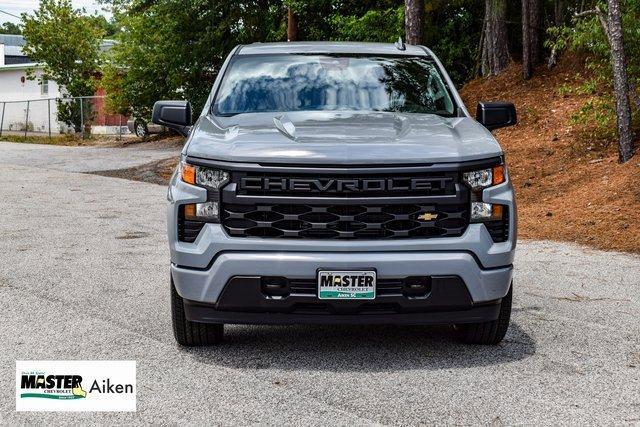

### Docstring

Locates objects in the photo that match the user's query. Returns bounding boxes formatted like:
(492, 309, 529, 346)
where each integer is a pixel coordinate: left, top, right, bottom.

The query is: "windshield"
(212, 54, 456, 117)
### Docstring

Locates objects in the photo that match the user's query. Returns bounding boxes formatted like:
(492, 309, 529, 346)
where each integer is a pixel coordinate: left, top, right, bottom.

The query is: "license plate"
(317, 270, 376, 300)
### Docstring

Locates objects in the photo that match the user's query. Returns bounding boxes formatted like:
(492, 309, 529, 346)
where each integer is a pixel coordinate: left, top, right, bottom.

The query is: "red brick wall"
(92, 87, 129, 126)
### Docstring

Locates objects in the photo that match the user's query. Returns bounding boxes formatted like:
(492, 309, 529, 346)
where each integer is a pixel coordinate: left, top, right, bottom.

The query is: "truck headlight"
(180, 161, 229, 189)
(464, 164, 507, 222)
(184, 201, 220, 221)
(463, 165, 505, 190)
(178, 161, 229, 224)
(471, 202, 504, 222)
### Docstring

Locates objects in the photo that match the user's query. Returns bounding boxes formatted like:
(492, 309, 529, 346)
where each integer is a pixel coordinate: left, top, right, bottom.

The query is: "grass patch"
(0, 134, 94, 146)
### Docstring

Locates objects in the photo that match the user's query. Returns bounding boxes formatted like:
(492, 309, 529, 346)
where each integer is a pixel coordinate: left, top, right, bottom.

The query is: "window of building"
(40, 78, 49, 96)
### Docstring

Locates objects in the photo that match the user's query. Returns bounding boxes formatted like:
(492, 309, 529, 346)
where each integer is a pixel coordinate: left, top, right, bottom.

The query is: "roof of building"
(99, 39, 116, 53)
(0, 34, 26, 47)
(0, 34, 115, 59)
(0, 62, 40, 71)
(237, 41, 430, 56)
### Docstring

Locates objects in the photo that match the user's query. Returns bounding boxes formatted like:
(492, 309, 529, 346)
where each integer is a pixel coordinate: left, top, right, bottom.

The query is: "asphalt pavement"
(0, 140, 181, 172)
(0, 142, 638, 424)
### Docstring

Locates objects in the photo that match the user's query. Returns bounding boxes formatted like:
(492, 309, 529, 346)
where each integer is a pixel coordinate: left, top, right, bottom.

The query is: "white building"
(0, 34, 62, 133)
(0, 35, 124, 135)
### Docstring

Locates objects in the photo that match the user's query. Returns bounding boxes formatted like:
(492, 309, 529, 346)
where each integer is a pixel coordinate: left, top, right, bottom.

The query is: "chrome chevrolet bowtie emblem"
(417, 212, 438, 221)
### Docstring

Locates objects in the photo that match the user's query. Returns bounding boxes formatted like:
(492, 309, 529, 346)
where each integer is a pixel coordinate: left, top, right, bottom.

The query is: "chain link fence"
(0, 96, 132, 139)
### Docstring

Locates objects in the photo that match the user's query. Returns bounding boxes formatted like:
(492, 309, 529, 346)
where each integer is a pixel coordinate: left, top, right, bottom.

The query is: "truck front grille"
(217, 165, 473, 240)
(222, 202, 468, 239)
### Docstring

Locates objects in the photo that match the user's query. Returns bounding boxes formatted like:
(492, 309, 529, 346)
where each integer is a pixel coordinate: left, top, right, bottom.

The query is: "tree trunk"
(405, 0, 424, 45)
(607, 0, 635, 162)
(629, 81, 640, 111)
(474, 18, 487, 77)
(287, 7, 298, 42)
(530, 0, 543, 64)
(523, 0, 532, 79)
(481, 0, 509, 76)
(555, 0, 565, 26)
(523, 0, 543, 78)
(548, 0, 564, 69)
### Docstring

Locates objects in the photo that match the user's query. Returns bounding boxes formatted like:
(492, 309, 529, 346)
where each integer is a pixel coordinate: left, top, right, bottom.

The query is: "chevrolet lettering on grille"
(239, 177, 454, 193)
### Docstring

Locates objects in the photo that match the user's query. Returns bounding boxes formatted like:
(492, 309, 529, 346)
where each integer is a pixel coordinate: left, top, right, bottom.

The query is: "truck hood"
(184, 111, 502, 165)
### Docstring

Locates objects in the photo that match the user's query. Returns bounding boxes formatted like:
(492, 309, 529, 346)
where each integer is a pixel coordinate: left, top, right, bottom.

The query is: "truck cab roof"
(236, 41, 430, 56)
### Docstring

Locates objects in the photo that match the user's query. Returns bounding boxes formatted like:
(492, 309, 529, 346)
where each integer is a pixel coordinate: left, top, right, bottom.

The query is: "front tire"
(171, 277, 223, 346)
(134, 120, 149, 138)
(457, 284, 512, 345)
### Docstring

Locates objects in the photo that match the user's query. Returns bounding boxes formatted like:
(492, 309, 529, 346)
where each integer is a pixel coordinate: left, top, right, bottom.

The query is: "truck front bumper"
(181, 275, 505, 325)
(172, 247, 512, 303)
(171, 241, 513, 325)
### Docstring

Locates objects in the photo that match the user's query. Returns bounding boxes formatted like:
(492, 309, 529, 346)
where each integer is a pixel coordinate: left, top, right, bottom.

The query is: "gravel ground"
(0, 143, 639, 424)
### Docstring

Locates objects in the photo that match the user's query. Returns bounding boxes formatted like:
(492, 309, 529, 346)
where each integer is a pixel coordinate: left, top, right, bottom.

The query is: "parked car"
(127, 117, 166, 138)
(154, 41, 517, 346)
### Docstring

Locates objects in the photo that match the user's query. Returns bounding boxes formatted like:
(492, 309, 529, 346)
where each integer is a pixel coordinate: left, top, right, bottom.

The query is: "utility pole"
(404, 0, 424, 45)
(287, 7, 298, 41)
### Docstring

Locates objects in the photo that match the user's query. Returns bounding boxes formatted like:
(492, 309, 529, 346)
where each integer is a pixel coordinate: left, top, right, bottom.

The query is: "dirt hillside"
(460, 59, 640, 253)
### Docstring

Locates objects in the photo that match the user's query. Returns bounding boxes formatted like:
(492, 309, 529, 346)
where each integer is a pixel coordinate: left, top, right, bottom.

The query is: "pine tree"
(481, 0, 509, 76)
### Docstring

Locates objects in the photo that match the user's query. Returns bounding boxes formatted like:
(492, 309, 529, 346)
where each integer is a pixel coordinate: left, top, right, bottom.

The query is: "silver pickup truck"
(153, 41, 517, 346)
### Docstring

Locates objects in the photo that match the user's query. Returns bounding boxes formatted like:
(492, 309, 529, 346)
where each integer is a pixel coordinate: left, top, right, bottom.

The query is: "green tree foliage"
(329, 1, 482, 84)
(331, 7, 404, 43)
(285, 0, 407, 40)
(0, 22, 22, 35)
(22, 0, 105, 131)
(548, 0, 640, 146)
(551, 1, 640, 89)
(103, 0, 283, 117)
(423, 0, 483, 84)
(88, 15, 119, 37)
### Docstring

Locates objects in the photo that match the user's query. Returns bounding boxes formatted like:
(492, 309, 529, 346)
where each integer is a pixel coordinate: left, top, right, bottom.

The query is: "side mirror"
(476, 102, 517, 131)
(152, 101, 192, 136)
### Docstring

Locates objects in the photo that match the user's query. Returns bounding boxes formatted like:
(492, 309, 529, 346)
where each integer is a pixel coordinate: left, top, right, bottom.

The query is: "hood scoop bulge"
(273, 114, 297, 141)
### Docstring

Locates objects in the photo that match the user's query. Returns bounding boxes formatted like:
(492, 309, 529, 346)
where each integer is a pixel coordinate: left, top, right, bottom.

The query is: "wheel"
(134, 120, 149, 138)
(171, 277, 224, 346)
(457, 284, 512, 345)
